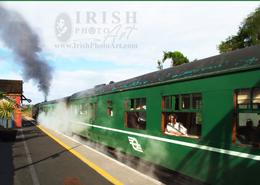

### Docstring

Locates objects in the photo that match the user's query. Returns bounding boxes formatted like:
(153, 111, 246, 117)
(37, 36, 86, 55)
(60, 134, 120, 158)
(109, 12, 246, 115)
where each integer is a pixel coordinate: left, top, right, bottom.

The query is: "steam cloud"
(0, 5, 53, 99)
(38, 102, 165, 183)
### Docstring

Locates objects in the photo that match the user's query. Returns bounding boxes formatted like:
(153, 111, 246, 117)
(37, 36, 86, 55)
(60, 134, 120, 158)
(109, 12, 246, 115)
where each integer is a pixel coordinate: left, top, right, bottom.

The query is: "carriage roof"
(70, 45, 260, 99)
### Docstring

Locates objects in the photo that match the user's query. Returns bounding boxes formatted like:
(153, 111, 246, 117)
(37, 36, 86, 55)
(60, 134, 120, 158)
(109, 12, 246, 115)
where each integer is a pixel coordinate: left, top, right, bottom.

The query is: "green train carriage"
(37, 45, 260, 185)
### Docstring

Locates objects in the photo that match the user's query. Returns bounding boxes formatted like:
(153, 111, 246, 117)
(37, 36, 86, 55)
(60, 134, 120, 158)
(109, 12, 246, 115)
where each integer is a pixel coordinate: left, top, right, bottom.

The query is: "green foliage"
(22, 105, 32, 112)
(218, 6, 260, 53)
(22, 105, 32, 117)
(0, 100, 14, 119)
(157, 60, 163, 70)
(0, 91, 3, 99)
(161, 51, 189, 68)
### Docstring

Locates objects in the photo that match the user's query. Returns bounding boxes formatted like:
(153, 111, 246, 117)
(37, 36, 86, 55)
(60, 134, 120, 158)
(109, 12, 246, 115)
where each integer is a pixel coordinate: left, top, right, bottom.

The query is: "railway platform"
(0, 118, 162, 185)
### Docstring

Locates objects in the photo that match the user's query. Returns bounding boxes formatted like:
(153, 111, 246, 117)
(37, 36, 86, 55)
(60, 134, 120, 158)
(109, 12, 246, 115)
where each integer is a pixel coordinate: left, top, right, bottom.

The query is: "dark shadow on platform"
(14, 118, 82, 171)
(22, 119, 37, 127)
(14, 143, 81, 172)
(15, 119, 44, 143)
(0, 139, 14, 185)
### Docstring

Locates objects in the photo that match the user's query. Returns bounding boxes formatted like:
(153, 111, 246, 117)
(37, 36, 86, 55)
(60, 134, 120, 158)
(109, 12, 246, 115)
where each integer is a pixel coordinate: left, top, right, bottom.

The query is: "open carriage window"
(235, 88, 260, 148)
(236, 113, 260, 147)
(181, 94, 190, 109)
(125, 98, 146, 130)
(107, 100, 113, 117)
(192, 93, 202, 109)
(78, 102, 97, 122)
(162, 93, 202, 138)
(78, 104, 87, 115)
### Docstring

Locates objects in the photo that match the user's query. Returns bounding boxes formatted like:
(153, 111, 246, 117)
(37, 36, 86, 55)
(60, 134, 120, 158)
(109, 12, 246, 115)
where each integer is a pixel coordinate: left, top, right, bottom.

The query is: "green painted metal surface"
(37, 46, 260, 185)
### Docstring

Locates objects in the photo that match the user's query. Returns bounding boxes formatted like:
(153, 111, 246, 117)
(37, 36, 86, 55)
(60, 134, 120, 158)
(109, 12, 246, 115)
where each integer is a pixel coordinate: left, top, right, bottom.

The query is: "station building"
(0, 79, 23, 128)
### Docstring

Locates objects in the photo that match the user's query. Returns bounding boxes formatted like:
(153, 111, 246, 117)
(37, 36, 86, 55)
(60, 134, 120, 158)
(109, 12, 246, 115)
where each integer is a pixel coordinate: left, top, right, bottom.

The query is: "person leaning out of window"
(165, 114, 187, 136)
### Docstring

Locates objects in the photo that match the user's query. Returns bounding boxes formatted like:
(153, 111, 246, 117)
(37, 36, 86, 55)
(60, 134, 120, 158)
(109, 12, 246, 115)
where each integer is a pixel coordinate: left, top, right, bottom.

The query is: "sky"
(0, 2, 259, 104)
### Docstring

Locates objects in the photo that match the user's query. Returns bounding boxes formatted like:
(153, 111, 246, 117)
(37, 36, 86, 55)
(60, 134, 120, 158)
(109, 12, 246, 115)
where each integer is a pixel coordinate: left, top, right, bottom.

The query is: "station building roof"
(0, 79, 23, 94)
(70, 45, 260, 99)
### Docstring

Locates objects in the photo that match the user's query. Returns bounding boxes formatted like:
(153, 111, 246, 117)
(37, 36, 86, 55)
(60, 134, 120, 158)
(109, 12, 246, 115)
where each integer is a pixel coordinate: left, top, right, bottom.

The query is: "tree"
(218, 6, 260, 53)
(157, 51, 189, 69)
(157, 60, 163, 70)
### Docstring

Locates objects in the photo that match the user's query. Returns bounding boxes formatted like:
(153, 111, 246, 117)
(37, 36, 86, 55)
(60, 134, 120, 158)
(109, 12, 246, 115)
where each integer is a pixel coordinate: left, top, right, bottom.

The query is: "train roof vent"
(94, 84, 106, 88)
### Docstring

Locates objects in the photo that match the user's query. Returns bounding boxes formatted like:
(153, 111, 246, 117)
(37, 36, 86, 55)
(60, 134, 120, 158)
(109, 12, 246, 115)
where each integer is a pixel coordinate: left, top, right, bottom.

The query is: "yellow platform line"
(37, 125, 123, 185)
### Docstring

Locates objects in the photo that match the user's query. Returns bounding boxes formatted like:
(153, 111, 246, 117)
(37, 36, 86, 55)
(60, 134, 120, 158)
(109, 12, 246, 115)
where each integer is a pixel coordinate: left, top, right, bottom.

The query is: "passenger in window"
(137, 112, 146, 122)
(249, 120, 260, 147)
(165, 114, 187, 136)
(253, 120, 260, 147)
(256, 120, 260, 129)
(237, 119, 255, 145)
(136, 112, 146, 129)
(127, 112, 145, 129)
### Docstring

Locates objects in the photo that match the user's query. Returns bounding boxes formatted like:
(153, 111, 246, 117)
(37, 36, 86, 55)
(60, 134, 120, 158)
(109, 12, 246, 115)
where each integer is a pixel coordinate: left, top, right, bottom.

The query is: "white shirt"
(166, 122, 187, 135)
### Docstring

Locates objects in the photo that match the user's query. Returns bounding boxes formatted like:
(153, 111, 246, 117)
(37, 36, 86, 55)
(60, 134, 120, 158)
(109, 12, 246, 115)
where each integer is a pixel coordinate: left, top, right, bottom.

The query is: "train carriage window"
(77, 102, 97, 122)
(162, 96, 173, 109)
(107, 100, 113, 117)
(71, 104, 78, 115)
(162, 93, 202, 138)
(235, 88, 260, 147)
(125, 98, 146, 130)
(165, 96, 172, 109)
(135, 98, 146, 110)
(175, 95, 180, 110)
(181, 94, 190, 109)
(237, 89, 251, 109)
(192, 93, 202, 109)
(130, 99, 135, 110)
(79, 103, 88, 115)
(253, 88, 260, 109)
(236, 113, 260, 147)
(162, 95, 180, 110)
(89, 103, 97, 121)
